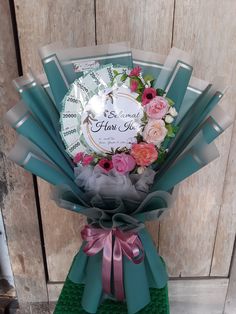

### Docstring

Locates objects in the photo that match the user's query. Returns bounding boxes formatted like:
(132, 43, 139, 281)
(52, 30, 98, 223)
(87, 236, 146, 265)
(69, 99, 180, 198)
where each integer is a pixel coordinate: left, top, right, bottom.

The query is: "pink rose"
(131, 142, 158, 166)
(82, 155, 94, 166)
(73, 152, 84, 164)
(129, 66, 142, 77)
(142, 88, 157, 105)
(143, 119, 167, 147)
(146, 96, 169, 119)
(112, 153, 136, 174)
(130, 79, 138, 92)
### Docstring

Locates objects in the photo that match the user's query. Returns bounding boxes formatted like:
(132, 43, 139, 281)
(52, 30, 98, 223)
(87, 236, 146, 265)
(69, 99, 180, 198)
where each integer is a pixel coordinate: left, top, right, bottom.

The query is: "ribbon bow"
(81, 225, 145, 301)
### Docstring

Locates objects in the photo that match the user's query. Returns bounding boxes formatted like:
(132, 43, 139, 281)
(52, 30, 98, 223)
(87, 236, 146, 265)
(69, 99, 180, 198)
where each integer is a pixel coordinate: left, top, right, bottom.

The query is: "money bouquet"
(4, 42, 231, 313)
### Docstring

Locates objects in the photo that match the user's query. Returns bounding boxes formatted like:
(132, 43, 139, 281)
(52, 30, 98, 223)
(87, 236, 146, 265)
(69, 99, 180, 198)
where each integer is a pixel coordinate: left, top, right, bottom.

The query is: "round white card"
(81, 88, 144, 153)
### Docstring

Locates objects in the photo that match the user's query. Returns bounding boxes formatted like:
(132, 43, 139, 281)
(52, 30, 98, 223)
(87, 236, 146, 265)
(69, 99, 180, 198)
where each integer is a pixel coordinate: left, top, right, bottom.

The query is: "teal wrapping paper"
(68, 228, 167, 314)
(8, 136, 87, 204)
(14, 73, 60, 138)
(165, 61, 193, 113)
(38, 42, 70, 112)
(154, 84, 225, 179)
(5, 105, 74, 179)
(151, 106, 232, 192)
(42, 56, 69, 111)
(39, 41, 133, 88)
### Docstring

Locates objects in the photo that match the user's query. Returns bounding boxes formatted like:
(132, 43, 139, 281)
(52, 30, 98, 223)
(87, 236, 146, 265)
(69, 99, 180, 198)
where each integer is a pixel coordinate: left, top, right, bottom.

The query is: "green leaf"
(165, 124, 175, 138)
(156, 88, 165, 96)
(141, 111, 148, 124)
(157, 147, 166, 164)
(113, 70, 119, 76)
(165, 124, 178, 138)
(144, 74, 155, 82)
(135, 133, 143, 143)
(136, 94, 142, 102)
(120, 73, 128, 82)
(166, 97, 175, 106)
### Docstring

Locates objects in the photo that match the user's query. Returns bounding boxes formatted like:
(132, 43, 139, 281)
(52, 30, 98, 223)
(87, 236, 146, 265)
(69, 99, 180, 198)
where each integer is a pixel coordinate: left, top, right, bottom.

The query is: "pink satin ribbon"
(81, 225, 145, 301)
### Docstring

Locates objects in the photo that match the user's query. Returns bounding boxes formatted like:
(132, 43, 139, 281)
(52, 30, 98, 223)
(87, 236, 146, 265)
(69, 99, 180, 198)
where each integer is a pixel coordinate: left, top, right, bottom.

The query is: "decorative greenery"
(165, 124, 178, 138)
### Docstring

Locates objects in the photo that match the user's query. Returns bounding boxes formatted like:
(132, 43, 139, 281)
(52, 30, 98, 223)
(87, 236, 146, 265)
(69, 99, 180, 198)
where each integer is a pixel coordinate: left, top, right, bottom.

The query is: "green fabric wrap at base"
(54, 278, 169, 314)
(65, 228, 168, 314)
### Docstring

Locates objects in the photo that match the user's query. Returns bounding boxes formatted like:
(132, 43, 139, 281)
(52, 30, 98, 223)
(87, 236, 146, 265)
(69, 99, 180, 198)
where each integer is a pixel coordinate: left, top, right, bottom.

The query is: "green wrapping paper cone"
(65, 228, 168, 314)
(54, 232, 169, 314)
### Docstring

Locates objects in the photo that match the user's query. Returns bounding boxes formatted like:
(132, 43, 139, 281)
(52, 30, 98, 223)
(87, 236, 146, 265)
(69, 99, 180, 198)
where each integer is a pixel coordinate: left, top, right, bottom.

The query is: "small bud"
(165, 115, 174, 123)
(137, 166, 146, 174)
(168, 107, 178, 117)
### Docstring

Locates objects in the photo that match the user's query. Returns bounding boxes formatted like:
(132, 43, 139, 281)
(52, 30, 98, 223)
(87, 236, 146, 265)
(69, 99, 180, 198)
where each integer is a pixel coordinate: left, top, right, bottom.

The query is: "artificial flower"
(130, 79, 138, 92)
(137, 166, 146, 174)
(98, 158, 113, 172)
(146, 96, 169, 119)
(168, 107, 178, 117)
(131, 142, 158, 166)
(143, 119, 168, 146)
(82, 154, 94, 166)
(73, 152, 84, 164)
(112, 153, 136, 174)
(165, 115, 174, 124)
(129, 66, 142, 77)
(142, 87, 157, 105)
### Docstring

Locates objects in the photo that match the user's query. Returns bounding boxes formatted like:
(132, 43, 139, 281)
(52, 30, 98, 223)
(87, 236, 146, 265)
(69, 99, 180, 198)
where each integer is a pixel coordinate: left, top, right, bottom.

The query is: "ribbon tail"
(102, 231, 113, 295)
(113, 238, 125, 301)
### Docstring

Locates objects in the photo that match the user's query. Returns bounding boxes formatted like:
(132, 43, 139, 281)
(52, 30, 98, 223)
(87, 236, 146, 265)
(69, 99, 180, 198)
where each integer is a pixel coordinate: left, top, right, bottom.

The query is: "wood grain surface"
(224, 245, 236, 313)
(158, 0, 236, 277)
(14, 0, 95, 282)
(14, 0, 95, 73)
(0, 0, 47, 302)
(96, 0, 174, 54)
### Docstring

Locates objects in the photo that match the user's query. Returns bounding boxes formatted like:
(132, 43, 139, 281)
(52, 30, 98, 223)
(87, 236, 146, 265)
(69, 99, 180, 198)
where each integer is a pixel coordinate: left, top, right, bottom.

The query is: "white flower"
(137, 166, 146, 174)
(165, 115, 174, 123)
(168, 107, 178, 117)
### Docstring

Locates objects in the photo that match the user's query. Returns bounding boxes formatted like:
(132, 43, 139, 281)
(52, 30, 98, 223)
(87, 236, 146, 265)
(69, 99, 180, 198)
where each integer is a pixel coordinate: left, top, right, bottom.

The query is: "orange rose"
(131, 142, 158, 166)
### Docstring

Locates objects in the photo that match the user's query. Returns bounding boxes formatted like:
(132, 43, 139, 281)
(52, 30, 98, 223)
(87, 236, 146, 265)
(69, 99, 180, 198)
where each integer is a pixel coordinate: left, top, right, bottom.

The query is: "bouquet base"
(54, 277, 169, 314)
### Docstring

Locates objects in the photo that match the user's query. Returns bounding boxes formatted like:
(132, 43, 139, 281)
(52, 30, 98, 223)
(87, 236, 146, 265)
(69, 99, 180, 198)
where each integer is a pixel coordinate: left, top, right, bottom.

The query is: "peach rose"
(131, 142, 158, 166)
(146, 96, 169, 119)
(143, 119, 167, 147)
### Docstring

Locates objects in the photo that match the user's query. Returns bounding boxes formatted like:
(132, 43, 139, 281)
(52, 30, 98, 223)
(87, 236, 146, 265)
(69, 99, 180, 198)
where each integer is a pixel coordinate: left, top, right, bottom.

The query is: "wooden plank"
(47, 283, 63, 302)
(0, 0, 48, 303)
(14, 0, 95, 281)
(96, 0, 174, 54)
(47, 278, 229, 314)
(169, 279, 229, 314)
(224, 243, 236, 314)
(159, 0, 236, 277)
(16, 302, 51, 314)
(14, 0, 95, 73)
(96, 0, 175, 247)
(37, 179, 85, 281)
(211, 119, 236, 275)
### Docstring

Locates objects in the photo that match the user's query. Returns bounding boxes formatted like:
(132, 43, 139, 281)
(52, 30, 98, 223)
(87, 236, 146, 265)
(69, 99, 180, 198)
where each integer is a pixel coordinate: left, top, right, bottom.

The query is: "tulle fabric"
(74, 165, 155, 201)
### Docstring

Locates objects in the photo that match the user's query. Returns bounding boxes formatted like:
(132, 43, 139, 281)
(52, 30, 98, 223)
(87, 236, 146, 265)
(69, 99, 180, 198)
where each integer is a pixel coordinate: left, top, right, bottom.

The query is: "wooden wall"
(1, 0, 236, 311)
(0, 0, 47, 303)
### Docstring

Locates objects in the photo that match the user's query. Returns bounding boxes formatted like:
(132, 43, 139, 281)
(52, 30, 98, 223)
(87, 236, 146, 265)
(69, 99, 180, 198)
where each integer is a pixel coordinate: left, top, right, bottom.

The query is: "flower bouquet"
(4, 41, 232, 313)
